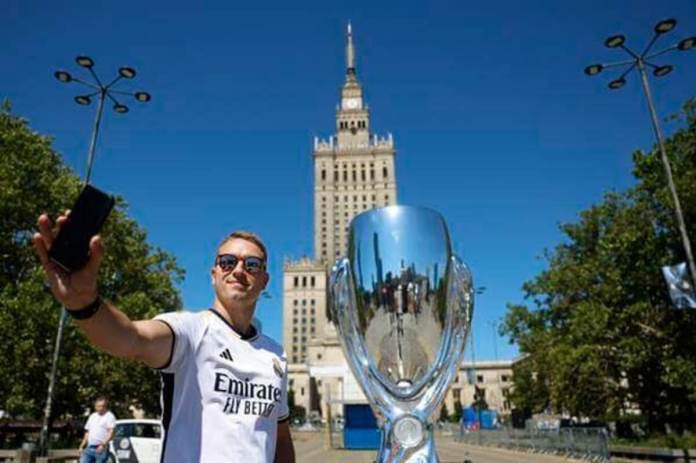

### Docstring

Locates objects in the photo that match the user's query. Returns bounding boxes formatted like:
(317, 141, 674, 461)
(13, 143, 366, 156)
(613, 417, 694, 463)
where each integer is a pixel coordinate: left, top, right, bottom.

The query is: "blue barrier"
(343, 404, 380, 449)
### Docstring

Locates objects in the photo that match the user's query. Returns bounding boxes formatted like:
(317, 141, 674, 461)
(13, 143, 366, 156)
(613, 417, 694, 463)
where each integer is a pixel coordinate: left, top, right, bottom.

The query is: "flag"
(662, 262, 696, 309)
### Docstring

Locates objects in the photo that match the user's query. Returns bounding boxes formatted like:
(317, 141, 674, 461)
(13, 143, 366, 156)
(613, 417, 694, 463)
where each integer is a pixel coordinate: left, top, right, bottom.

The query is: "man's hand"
(96, 443, 106, 454)
(32, 212, 104, 309)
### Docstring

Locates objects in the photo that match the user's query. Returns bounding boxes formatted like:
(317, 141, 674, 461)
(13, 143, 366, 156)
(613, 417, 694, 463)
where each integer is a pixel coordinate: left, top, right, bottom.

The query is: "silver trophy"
(330, 205, 474, 462)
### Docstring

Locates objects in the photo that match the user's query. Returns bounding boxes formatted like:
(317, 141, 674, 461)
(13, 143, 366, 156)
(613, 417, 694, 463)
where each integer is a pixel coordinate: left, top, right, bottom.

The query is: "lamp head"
(584, 64, 604, 76)
(655, 19, 677, 35)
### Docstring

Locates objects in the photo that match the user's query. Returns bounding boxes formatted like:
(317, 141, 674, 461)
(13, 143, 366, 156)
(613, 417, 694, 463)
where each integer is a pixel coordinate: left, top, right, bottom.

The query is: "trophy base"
(377, 419, 439, 463)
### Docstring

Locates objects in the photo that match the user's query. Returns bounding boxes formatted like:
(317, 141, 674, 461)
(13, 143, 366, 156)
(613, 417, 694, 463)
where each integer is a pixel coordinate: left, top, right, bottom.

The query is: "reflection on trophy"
(330, 205, 474, 462)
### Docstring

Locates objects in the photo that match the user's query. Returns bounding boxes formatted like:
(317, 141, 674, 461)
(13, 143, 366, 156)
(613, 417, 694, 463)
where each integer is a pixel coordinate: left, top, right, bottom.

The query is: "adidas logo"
(219, 348, 233, 362)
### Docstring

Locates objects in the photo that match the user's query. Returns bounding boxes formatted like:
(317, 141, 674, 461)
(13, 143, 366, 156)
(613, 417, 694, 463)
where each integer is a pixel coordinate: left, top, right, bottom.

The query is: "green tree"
(501, 98, 696, 435)
(0, 101, 184, 420)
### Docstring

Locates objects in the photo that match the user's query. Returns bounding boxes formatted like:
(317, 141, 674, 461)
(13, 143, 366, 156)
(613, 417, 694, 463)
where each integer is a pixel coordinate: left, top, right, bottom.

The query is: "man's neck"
(212, 299, 255, 336)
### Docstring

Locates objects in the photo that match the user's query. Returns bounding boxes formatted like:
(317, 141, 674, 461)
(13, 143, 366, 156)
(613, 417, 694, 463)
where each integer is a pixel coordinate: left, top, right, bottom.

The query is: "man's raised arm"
(33, 212, 172, 369)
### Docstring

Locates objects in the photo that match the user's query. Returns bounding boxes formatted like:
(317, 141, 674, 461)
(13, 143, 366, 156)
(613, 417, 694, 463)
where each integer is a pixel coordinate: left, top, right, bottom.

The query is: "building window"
(317, 353, 323, 360)
(302, 299, 306, 305)
(311, 277, 315, 287)
(453, 388, 461, 401)
(302, 276, 307, 287)
(477, 375, 484, 383)
(321, 169, 326, 181)
(501, 375, 509, 383)
(293, 336, 298, 343)
(301, 387, 305, 396)
(343, 171, 347, 181)
(293, 277, 298, 287)
(334, 171, 338, 181)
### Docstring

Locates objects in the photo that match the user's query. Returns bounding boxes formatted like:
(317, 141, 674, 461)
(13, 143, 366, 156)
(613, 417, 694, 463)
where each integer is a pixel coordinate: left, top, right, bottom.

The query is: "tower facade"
(313, 23, 397, 264)
(283, 24, 398, 365)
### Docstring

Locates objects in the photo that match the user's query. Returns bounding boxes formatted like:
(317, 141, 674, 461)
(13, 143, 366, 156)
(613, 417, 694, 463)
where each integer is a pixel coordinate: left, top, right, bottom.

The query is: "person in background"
(78, 397, 116, 463)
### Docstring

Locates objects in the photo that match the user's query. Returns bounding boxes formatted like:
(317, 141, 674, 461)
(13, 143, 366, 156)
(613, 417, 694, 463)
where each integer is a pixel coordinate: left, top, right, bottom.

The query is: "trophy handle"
(416, 255, 474, 419)
(330, 258, 398, 415)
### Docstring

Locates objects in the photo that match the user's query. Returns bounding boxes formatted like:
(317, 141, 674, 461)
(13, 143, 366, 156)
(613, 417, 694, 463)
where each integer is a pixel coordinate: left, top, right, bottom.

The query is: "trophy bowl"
(330, 205, 474, 463)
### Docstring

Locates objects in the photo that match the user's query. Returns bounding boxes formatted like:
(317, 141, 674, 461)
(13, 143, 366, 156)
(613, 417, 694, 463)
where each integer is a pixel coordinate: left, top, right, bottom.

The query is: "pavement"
(293, 430, 583, 463)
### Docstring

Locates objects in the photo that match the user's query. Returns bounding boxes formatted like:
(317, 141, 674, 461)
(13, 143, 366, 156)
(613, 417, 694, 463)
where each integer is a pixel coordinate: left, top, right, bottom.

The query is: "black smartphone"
(48, 184, 115, 273)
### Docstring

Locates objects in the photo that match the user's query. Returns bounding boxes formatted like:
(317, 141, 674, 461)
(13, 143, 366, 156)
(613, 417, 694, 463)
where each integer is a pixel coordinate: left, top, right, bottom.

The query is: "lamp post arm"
(645, 45, 678, 60)
(105, 75, 123, 89)
(84, 90, 106, 185)
(70, 77, 101, 90)
(598, 59, 638, 71)
(636, 59, 696, 290)
(109, 89, 137, 97)
(640, 34, 660, 58)
(87, 67, 103, 88)
(618, 62, 637, 80)
(620, 44, 641, 60)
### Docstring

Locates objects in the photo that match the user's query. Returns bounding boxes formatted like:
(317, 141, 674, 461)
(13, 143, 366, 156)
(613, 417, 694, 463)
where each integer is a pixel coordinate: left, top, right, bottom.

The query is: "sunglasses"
(216, 254, 266, 274)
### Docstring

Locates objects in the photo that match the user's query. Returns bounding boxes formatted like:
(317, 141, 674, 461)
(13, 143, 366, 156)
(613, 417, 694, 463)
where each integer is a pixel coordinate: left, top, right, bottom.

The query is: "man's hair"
(217, 231, 268, 263)
(95, 396, 108, 405)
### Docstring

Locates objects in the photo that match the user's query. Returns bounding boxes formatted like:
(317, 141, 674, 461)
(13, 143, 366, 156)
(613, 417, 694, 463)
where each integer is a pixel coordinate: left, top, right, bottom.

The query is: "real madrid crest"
(272, 357, 284, 378)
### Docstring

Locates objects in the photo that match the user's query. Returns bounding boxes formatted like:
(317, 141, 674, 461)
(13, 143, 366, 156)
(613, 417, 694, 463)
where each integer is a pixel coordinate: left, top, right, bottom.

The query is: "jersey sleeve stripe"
(159, 372, 175, 463)
(153, 319, 176, 370)
(277, 414, 290, 423)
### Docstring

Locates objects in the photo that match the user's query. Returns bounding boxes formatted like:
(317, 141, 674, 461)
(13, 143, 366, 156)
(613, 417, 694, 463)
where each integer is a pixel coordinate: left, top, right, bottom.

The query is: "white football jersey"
(154, 309, 289, 462)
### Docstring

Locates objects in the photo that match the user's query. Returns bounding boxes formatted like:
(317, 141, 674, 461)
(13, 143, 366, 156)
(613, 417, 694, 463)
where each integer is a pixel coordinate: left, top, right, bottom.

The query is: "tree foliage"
(502, 98, 696, 435)
(0, 101, 184, 420)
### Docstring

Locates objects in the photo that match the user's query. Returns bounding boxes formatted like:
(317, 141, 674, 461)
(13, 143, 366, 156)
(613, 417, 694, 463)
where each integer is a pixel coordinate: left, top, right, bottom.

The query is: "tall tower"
(313, 23, 398, 263)
(283, 24, 398, 369)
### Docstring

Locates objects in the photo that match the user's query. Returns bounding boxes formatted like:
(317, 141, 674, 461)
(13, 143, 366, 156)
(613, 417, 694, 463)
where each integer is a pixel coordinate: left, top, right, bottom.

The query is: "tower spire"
(346, 22, 356, 76)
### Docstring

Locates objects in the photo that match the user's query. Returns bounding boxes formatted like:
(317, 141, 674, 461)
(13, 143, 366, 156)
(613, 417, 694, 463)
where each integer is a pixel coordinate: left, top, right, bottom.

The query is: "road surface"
(293, 431, 582, 463)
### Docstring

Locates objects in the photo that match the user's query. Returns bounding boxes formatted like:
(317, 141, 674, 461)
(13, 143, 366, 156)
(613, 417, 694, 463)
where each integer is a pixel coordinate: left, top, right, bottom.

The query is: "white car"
(107, 419, 163, 463)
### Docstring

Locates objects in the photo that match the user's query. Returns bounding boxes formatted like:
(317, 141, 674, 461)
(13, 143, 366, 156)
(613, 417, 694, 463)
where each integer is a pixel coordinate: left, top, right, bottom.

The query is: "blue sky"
(3, 0, 695, 362)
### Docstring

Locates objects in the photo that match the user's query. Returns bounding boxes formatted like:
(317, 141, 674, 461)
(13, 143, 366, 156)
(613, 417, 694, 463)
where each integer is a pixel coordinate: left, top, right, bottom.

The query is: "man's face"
(211, 238, 269, 308)
(95, 400, 107, 415)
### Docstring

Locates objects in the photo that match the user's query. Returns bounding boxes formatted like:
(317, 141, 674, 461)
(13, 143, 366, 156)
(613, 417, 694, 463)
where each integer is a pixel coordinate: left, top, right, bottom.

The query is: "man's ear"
(262, 271, 270, 290)
(211, 267, 216, 286)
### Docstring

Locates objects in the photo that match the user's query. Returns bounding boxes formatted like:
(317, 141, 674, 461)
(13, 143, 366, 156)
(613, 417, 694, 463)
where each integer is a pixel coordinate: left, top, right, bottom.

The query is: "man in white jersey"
(33, 215, 296, 463)
(78, 397, 116, 463)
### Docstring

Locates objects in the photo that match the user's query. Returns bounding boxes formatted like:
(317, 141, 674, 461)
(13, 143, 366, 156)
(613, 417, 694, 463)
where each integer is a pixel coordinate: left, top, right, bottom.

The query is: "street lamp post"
(38, 56, 150, 456)
(470, 286, 486, 444)
(585, 19, 696, 292)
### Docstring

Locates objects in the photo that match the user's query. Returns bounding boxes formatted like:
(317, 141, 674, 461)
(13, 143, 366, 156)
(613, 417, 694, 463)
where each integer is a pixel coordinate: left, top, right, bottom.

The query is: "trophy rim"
(350, 204, 447, 227)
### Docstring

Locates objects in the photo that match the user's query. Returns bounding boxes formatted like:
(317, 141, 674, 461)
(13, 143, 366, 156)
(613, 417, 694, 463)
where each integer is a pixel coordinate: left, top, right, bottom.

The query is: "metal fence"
(455, 427, 610, 462)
